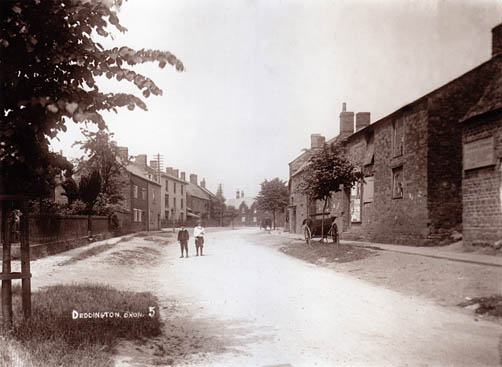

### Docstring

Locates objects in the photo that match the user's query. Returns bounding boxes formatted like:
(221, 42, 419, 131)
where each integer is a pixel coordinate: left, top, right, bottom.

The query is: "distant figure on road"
(177, 224, 190, 258)
(194, 223, 205, 256)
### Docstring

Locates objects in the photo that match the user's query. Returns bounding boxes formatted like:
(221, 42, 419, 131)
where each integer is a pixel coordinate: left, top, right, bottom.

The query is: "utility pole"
(155, 153, 164, 183)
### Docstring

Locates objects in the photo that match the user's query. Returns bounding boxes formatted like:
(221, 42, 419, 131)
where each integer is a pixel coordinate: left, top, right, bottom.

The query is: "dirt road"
(149, 228, 502, 366)
(21, 228, 502, 366)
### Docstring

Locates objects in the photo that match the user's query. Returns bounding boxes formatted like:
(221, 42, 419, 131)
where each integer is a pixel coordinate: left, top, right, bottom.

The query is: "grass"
(0, 283, 162, 367)
(279, 239, 375, 264)
(458, 295, 502, 317)
(60, 241, 122, 266)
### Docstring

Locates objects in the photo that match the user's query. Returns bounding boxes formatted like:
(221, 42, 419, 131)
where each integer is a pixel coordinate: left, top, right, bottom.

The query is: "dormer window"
(392, 119, 404, 157)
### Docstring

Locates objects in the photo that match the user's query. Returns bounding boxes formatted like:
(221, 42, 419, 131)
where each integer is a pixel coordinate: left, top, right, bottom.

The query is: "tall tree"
(0, 0, 183, 196)
(73, 129, 127, 204)
(297, 144, 363, 242)
(256, 178, 289, 229)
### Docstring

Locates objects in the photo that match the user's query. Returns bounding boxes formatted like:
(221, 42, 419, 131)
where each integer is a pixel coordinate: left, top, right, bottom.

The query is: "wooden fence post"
(1, 203, 13, 328)
(20, 200, 31, 319)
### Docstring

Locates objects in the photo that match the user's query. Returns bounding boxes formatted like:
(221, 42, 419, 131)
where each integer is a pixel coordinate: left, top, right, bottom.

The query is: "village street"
(19, 228, 502, 366)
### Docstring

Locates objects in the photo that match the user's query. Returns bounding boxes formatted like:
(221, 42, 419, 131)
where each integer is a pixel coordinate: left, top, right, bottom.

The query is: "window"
(174, 197, 177, 208)
(133, 185, 138, 199)
(134, 208, 143, 222)
(165, 194, 169, 207)
(181, 185, 184, 195)
(141, 188, 147, 200)
(242, 207, 245, 214)
(350, 182, 361, 223)
(392, 167, 404, 199)
(254, 209, 257, 214)
(363, 176, 374, 203)
(181, 199, 184, 209)
(174, 182, 176, 194)
(241, 217, 246, 223)
(253, 217, 257, 223)
(152, 190, 155, 202)
(165, 180, 168, 191)
(392, 119, 404, 157)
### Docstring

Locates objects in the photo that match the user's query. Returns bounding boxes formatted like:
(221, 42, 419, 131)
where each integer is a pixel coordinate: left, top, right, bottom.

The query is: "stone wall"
(462, 112, 502, 247)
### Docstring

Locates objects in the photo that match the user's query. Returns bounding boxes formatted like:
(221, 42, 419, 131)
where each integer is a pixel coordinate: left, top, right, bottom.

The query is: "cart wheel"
(304, 226, 312, 246)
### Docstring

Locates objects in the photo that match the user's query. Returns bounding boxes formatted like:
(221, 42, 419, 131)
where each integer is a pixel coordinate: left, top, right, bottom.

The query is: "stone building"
(160, 167, 188, 226)
(460, 24, 502, 248)
(186, 174, 215, 225)
(226, 190, 258, 226)
(289, 23, 502, 246)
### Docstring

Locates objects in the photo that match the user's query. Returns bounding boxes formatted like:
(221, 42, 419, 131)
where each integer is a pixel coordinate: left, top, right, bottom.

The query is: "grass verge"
(59, 239, 129, 266)
(0, 283, 162, 367)
(279, 239, 375, 264)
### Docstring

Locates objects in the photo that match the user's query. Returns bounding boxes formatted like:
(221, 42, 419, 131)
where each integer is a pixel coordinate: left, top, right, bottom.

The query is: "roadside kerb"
(269, 231, 502, 268)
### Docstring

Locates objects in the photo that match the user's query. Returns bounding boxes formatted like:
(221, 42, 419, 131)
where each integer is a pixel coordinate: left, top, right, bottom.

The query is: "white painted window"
(241, 217, 245, 223)
(133, 185, 138, 199)
(253, 217, 257, 222)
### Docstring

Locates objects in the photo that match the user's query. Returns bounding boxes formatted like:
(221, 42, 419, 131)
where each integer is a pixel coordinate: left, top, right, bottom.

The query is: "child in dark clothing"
(177, 225, 189, 258)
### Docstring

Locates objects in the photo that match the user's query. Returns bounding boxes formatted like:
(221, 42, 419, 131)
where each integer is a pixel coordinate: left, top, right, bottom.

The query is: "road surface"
(128, 228, 502, 367)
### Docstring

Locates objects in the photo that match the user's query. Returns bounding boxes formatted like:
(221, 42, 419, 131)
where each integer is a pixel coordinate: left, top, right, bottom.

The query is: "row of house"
(114, 149, 217, 231)
(288, 24, 502, 247)
(226, 190, 286, 227)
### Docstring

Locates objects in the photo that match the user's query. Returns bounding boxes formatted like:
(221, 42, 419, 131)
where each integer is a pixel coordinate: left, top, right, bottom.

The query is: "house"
(226, 190, 258, 226)
(186, 174, 217, 225)
(160, 167, 188, 226)
(289, 23, 502, 246)
(459, 24, 502, 248)
(126, 156, 162, 231)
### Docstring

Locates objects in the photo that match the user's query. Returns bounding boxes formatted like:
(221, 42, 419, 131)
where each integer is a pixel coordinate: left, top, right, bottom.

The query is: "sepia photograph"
(1, 0, 502, 366)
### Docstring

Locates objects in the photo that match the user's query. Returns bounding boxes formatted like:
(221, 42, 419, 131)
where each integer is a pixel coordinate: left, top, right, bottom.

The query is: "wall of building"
(462, 112, 502, 247)
(147, 182, 161, 230)
(130, 174, 148, 232)
(426, 57, 498, 240)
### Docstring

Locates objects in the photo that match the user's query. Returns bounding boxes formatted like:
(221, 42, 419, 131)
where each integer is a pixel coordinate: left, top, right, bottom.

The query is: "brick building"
(460, 24, 502, 248)
(289, 23, 502, 246)
(226, 190, 258, 226)
(186, 174, 215, 225)
(160, 167, 188, 226)
(127, 159, 161, 231)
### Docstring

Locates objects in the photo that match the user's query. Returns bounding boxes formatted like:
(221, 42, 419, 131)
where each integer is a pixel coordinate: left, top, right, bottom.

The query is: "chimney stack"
(173, 169, 179, 178)
(492, 23, 502, 57)
(241, 190, 244, 197)
(339, 102, 354, 134)
(310, 134, 326, 149)
(150, 160, 159, 170)
(355, 112, 371, 132)
(181, 172, 186, 181)
(201, 179, 206, 188)
(190, 174, 198, 185)
(135, 154, 147, 166)
(236, 190, 240, 199)
(166, 167, 174, 176)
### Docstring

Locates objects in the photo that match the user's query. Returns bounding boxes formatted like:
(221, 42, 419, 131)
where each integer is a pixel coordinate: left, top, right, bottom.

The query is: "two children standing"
(177, 223, 205, 258)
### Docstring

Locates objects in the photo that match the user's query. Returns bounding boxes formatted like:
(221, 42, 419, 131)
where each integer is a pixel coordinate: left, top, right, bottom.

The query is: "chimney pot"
(310, 134, 326, 149)
(135, 154, 147, 166)
(342, 102, 346, 112)
(236, 190, 240, 199)
(173, 169, 179, 178)
(190, 174, 198, 185)
(201, 179, 206, 188)
(181, 172, 186, 181)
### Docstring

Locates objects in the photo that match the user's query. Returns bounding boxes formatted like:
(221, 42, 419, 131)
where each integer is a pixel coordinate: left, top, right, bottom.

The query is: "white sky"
(50, 0, 502, 199)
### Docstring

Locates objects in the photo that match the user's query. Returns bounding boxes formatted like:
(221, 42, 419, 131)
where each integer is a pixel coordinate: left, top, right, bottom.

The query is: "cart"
(302, 214, 338, 245)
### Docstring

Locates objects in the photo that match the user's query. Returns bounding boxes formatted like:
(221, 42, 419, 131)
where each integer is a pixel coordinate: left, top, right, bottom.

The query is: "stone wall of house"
(462, 112, 502, 247)
(340, 101, 430, 245)
(426, 57, 499, 241)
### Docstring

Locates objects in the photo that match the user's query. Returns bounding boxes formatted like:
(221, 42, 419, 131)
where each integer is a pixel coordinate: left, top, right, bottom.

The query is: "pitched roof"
(160, 172, 187, 184)
(126, 163, 161, 186)
(461, 60, 502, 122)
(186, 182, 211, 200)
(226, 197, 255, 209)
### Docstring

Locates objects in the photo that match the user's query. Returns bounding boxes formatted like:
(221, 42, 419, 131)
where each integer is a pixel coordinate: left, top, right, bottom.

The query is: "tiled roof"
(462, 62, 502, 122)
(126, 163, 161, 186)
(226, 197, 255, 209)
(186, 182, 211, 200)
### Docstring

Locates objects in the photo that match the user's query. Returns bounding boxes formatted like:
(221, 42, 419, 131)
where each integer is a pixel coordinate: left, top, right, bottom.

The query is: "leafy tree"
(256, 178, 289, 229)
(0, 0, 183, 196)
(61, 177, 80, 205)
(73, 128, 127, 204)
(78, 170, 102, 214)
(297, 144, 363, 242)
